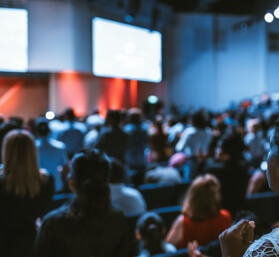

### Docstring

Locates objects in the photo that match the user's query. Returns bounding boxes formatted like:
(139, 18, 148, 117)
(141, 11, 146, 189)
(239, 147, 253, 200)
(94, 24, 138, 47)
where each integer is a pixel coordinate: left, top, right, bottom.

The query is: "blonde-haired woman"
(0, 129, 54, 257)
(166, 174, 232, 248)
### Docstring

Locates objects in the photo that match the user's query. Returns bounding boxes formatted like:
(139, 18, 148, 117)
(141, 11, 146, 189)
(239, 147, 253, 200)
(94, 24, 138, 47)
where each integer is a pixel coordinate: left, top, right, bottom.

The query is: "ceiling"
(158, 0, 279, 15)
(1, 0, 278, 16)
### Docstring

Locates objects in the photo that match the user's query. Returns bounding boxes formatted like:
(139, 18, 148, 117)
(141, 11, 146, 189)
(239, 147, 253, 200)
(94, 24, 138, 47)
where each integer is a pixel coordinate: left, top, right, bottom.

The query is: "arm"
(165, 214, 184, 247)
(32, 219, 55, 257)
(188, 241, 207, 257)
(175, 130, 188, 152)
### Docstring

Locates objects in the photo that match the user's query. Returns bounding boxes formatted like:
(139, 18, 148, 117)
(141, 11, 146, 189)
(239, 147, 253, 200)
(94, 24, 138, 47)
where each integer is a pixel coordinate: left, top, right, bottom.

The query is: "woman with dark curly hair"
(33, 149, 131, 257)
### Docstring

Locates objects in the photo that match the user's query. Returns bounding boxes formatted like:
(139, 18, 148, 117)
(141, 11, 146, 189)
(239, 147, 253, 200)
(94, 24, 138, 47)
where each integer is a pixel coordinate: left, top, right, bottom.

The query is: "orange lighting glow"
(109, 78, 126, 109)
(129, 80, 138, 107)
(58, 72, 87, 117)
(0, 83, 21, 108)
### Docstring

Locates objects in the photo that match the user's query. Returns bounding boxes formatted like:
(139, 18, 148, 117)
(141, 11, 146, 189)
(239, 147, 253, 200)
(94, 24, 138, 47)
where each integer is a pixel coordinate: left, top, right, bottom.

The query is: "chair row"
(48, 188, 279, 227)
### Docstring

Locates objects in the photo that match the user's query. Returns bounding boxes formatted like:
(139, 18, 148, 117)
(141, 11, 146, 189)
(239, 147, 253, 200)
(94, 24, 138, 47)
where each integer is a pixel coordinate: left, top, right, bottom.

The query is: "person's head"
(2, 129, 42, 197)
(106, 110, 121, 127)
(109, 157, 125, 184)
(136, 212, 165, 253)
(216, 132, 245, 162)
(182, 174, 221, 221)
(35, 117, 50, 137)
(266, 120, 279, 194)
(68, 149, 111, 217)
(64, 108, 76, 121)
(8, 116, 24, 128)
(246, 118, 261, 134)
(191, 110, 207, 129)
(127, 108, 142, 125)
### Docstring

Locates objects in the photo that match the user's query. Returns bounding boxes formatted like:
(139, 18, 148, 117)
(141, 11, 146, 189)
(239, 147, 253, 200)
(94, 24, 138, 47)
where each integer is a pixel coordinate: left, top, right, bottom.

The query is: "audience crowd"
(0, 93, 279, 257)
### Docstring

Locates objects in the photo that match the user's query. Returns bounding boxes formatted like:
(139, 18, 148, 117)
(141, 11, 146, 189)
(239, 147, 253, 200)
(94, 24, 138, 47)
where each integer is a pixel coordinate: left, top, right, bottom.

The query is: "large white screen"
(0, 8, 28, 72)
(92, 17, 162, 82)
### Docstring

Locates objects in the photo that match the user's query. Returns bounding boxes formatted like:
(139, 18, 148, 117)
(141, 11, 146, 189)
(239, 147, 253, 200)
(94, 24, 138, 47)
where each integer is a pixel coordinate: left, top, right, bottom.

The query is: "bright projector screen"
(92, 17, 162, 82)
(0, 8, 28, 72)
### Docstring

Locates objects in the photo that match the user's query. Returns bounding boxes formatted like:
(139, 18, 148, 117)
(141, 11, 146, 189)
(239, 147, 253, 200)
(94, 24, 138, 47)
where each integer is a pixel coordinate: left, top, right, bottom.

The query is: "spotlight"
(260, 161, 267, 171)
(147, 95, 158, 104)
(274, 7, 279, 19)
(45, 111, 55, 120)
(264, 13, 274, 23)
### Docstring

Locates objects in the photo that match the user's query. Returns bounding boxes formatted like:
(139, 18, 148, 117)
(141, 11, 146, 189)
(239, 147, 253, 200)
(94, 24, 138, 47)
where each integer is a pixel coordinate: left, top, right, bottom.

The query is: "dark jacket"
(0, 174, 54, 257)
(33, 203, 131, 257)
(205, 161, 249, 216)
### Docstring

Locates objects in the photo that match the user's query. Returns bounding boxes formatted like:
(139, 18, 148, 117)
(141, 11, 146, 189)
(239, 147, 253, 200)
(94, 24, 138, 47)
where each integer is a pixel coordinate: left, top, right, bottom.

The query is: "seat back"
(138, 182, 190, 209)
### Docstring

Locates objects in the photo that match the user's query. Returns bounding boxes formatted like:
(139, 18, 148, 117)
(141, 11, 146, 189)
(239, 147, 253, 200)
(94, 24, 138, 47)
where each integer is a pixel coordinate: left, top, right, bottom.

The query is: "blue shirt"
(36, 137, 68, 191)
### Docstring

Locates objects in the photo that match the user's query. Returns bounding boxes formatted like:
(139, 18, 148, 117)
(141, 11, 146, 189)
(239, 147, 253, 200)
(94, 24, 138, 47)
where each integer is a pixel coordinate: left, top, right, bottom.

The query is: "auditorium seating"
(47, 193, 74, 212)
(245, 191, 279, 225)
(47, 185, 279, 255)
(48, 188, 279, 227)
(153, 249, 189, 257)
(138, 182, 190, 210)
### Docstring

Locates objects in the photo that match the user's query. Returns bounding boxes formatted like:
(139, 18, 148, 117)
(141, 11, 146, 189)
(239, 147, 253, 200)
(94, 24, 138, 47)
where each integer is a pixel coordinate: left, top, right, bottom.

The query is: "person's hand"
(219, 220, 255, 257)
(187, 240, 206, 257)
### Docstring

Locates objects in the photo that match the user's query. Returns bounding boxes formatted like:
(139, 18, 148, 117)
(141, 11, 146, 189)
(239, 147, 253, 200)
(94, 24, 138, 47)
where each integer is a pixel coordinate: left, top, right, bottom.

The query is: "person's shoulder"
(99, 126, 111, 135)
(205, 161, 224, 172)
(122, 186, 142, 197)
(42, 204, 70, 224)
(184, 126, 196, 134)
(244, 228, 279, 257)
(73, 121, 87, 133)
(39, 172, 55, 193)
(49, 138, 67, 150)
(163, 242, 177, 253)
(219, 209, 232, 220)
(107, 208, 126, 218)
(106, 208, 129, 227)
(0, 170, 5, 189)
(220, 209, 231, 216)
(173, 214, 185, 225)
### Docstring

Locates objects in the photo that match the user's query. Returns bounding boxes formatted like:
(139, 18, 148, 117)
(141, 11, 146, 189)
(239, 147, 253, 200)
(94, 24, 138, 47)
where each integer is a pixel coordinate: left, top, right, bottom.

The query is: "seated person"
(109, 158, 146, 215)
(144, 165, 182, 185)
(95, 109, 128, 164)
(35, 117, 69, 192)
(136, 212, 176, 257)
(219, 120, 279, 257)
(33, 149, 131, 257)
(244, 118, 268, 169)
(0, 129, 54, 257)
(166, 174, 232, 248)
(204, 132, 249, 217)
(58, 108, 86, 159)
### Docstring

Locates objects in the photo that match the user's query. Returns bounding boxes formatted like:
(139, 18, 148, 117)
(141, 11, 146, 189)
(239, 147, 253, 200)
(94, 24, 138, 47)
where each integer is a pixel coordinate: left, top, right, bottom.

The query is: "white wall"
(215, 16, 266, 109)
(28, 0, 92, 72)
(266, 19, 279, 94)
(26, 2, 276, 112)
(165, 13, 268, 111)
(165, 14, 216, 112)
